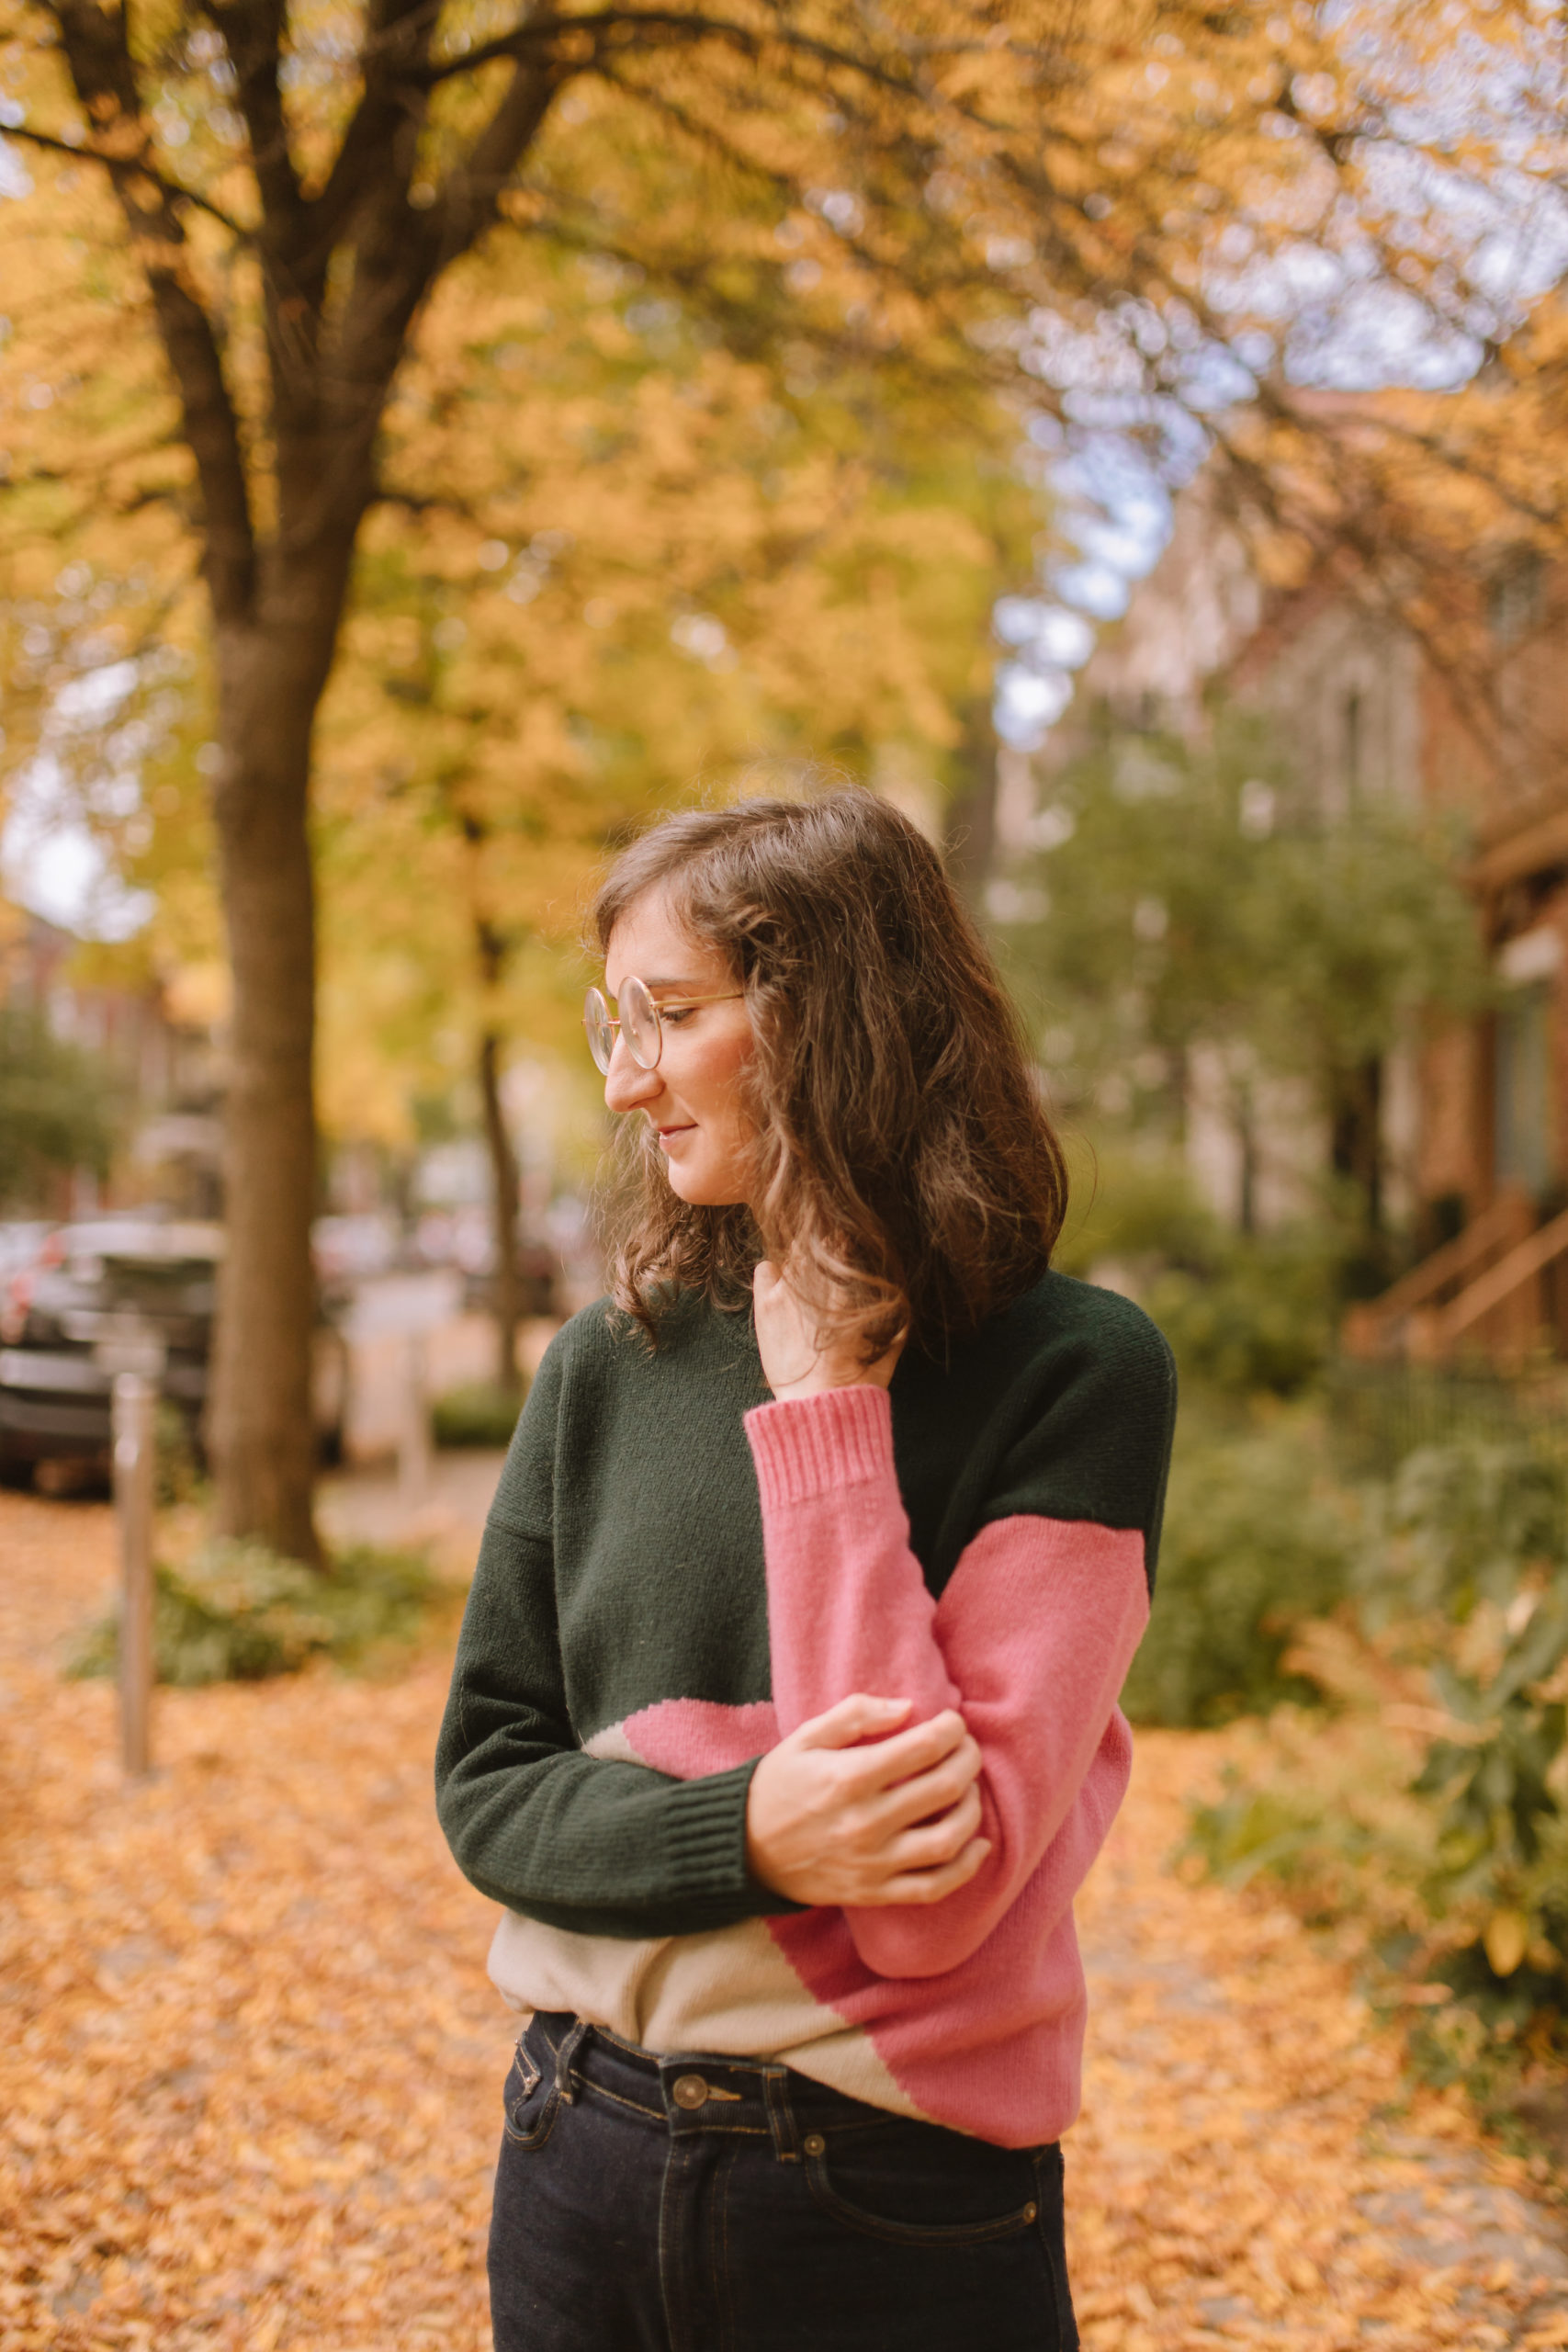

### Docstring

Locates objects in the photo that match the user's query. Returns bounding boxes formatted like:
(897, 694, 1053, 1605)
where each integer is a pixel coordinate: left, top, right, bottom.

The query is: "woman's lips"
(657, 1123, 696, 1149)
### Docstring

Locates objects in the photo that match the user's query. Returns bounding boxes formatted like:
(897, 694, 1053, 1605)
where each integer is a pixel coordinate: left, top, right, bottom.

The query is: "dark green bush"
(431, 1379, 527, 1449)
(1145, 1235, 1337, 1396)
(1357, 1438, 1568, 1625)
(67, 1537, 442, 1685)
(1180, 1433, 1568, 2070)
(155, 1401, 202, 1507)
(1051, 1142, 1342, 1396)
(1184, 1768, 1359, 1892)
(1051, 1149, 1219, 1279)
(1122, 1413, 1357, 1725)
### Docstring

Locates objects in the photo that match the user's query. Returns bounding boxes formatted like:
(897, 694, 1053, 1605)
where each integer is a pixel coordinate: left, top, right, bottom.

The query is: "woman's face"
(602, 888, 757, 1208)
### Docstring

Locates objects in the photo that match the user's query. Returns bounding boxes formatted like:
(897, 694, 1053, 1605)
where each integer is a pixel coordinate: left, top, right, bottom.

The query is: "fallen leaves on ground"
(1, 1491, 506, 2352)
(4, 1487, 1568, 2348)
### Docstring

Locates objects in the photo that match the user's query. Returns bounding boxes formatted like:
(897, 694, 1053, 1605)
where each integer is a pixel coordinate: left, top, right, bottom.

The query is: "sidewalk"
(317, 1446, 507, 1572)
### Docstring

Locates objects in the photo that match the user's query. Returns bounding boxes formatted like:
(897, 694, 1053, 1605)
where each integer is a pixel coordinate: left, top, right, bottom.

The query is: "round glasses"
(583, 977, 744, 1075)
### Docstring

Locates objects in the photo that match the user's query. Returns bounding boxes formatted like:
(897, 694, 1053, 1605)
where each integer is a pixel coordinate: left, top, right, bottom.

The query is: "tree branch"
(327, 53, 558, 413)
(307, 0, 440, 257)
(416, 6, 921, 98)
(0, 118, 248, 236)
(422, 59, 558, 280)
(45, 0, 257, 624)
(206, 0, 303, 244)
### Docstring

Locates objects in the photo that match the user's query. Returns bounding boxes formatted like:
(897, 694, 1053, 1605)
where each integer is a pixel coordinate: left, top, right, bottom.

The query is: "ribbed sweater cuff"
(662, 1758, 765, 1906)
(744, 1385, 895, 1508)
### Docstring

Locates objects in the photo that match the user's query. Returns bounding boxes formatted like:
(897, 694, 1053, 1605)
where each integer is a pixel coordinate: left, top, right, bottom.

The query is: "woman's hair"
(591, 789, 1068, 1358)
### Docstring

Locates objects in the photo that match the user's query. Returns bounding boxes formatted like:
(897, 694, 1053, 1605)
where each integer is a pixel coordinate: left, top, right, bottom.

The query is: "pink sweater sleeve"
(745, 1383, 1150, 1979)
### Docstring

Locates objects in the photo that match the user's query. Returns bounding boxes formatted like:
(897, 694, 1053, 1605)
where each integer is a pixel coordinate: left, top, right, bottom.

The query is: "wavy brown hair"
(591, 790, 1068, 1359)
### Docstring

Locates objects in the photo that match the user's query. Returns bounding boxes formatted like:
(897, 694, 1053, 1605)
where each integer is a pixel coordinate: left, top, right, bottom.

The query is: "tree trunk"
(478, 1027, 524, 1394)
(208, 560, 352, 1564)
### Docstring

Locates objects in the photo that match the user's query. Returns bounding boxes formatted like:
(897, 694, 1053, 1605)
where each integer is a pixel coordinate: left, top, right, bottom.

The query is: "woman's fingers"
(837, 1708, 973, 1788)
(752, 1699, 989, 1909)
(794, 1692, 913, 1749)
(866, 1837, 991, 1907)
(882, 1783, 983, 1872)
(869, 1734, 983, 1832)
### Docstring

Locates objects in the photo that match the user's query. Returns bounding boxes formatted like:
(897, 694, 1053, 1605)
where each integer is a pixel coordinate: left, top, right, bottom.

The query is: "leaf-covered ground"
(6, 1485, 1568, 2349)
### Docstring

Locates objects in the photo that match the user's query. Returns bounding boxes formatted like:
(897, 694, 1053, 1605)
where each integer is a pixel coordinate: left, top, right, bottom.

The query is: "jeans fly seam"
(657, 2130, 683, 2352)
(713, 2137, 739, 2352)
(763, 2068, 798, 2162)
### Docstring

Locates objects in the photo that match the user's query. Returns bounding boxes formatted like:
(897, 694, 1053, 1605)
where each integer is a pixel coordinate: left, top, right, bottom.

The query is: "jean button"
(803, 2132, 826, 2156)
(672, 2074, 709, 2110)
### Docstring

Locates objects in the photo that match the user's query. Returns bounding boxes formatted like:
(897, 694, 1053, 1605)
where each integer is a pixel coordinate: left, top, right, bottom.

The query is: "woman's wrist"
(764, 1368, 889, 1404)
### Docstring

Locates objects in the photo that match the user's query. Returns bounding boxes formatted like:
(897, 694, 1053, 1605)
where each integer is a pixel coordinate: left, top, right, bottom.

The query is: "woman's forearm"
(746, 1384, 1150, 1976)
(434, 1728, 777, 1939)
(436, 1510, 790, 1939)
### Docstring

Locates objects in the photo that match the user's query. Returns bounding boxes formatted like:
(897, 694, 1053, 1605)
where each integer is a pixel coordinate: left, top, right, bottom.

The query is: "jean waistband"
(527, 2010, 918, 2160)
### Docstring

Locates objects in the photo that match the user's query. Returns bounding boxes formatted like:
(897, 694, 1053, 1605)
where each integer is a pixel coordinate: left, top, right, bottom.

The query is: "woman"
(436, 791, 1176, 2351)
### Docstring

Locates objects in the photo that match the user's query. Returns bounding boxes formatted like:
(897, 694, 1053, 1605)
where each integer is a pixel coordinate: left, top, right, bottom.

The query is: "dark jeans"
(488, 2010, 1078, 2352)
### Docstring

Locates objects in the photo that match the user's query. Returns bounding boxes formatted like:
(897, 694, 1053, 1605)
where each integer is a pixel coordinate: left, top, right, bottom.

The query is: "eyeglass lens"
(583, 988, 615, 1074)
(583, 977, 663, 1075)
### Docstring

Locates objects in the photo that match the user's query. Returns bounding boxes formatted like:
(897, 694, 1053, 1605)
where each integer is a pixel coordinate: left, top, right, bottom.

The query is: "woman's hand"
(746, 1693, 990, 1908)
(753, 1261, 904, 1400)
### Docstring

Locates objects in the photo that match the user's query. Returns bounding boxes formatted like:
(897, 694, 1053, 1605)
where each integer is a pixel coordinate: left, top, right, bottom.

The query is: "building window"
(1495, 981, 1553, 1197)
(1488, 548, 1546, 649)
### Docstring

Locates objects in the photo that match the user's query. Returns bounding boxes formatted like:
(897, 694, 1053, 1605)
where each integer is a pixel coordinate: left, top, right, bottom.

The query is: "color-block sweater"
(434, 1272, 1176, 2148)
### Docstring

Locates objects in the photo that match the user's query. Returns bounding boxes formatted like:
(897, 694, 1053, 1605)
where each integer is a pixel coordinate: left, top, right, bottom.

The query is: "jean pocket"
(801, 2125, 1044, 2248)
(502, 2029, 560, 2150)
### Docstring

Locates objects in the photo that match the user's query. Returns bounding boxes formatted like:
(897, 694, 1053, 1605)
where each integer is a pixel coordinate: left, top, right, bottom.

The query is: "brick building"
(0, 908, 220, 1215)
(1045, 469, 1568, 1360)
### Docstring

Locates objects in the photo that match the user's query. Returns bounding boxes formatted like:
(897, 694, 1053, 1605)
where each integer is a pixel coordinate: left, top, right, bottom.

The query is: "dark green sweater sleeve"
(433, 1336, 782, 1939)
(976, 1283, 1178, 1592)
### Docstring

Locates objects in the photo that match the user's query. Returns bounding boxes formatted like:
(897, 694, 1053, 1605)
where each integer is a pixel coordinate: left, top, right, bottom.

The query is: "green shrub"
(431, 1379, 527, 1449)
(1182, 1432, 1568, 2077)
(1051, 1148, 1218, 1279)
(1122, 1412, 1358, 1725)
(1145, 1234, 1337, 1396)
(1052, 1145, 1339, 1396)
(1184, 1765, 1363, 1893)
(1357, 1438, 1568, 1626)
(67, 1537, 443, 1686)
(155, 1401, 202, 1508)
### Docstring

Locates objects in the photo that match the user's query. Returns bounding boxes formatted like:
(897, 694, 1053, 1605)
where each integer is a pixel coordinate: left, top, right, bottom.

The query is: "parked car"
(0, 1221, 51, 1287)
(0, 1217, 346, 1488)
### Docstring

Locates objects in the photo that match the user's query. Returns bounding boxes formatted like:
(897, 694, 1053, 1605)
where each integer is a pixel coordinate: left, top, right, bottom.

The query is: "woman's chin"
(663, 1164, 749, 1209)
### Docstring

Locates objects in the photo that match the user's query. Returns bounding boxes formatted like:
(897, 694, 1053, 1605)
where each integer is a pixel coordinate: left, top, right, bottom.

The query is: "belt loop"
(762, 2065, 799, 2163)
(554, 2017, 591, 2104)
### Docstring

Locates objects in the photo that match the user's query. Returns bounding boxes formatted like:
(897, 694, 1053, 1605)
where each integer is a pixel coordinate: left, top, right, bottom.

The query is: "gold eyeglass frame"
(584, 976, 744, 1075)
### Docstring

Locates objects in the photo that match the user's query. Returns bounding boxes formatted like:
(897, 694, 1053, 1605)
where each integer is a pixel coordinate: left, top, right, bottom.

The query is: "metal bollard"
(113, 1372, 156, 1779)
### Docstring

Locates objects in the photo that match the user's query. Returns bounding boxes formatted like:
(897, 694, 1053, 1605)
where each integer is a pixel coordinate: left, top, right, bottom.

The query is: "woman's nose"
(604, 1035, 661, 1115)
